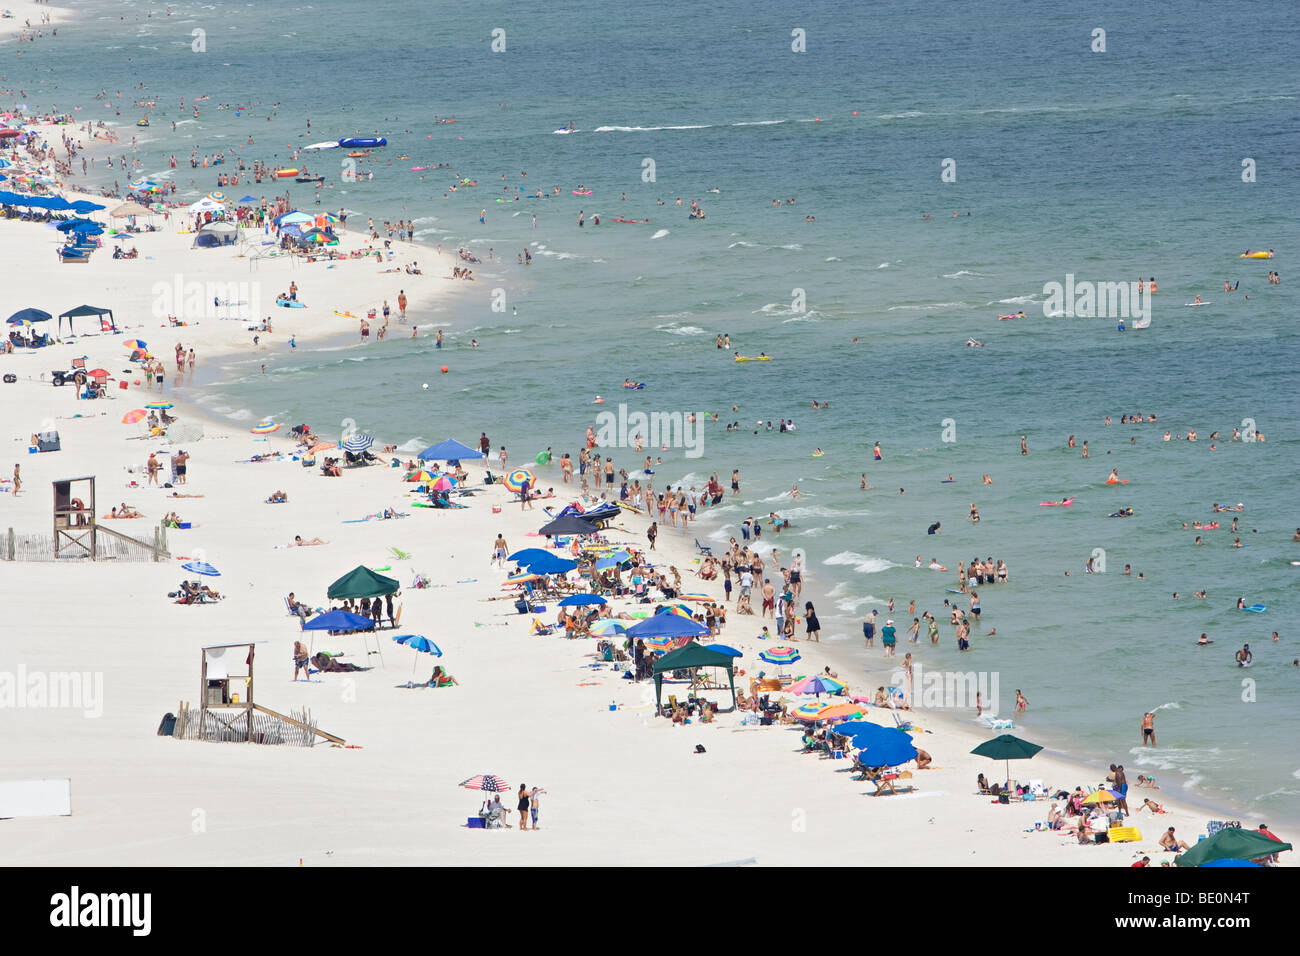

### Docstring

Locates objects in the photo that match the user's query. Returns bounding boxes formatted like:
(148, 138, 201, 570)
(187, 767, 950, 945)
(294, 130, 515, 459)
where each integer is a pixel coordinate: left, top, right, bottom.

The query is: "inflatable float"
(1104, 478, 1129, 485)
(346, 151, 369, 159)
(623, 383, 645, 390)
(274, 168, 299, 178)
(1240, 604, 1267, 613)
(614, 218, 648, 223)
(275, 298, 306, 308)
(1240, 251, 1273, 259)
(295, 176, 325, 183)
(997, 312, 1025, 320)
(333, 310, 356, 318)
(338, 137, 387, 148)
(1039, 498, 1074, 506)
(734, 356, 772, 362)
(572, 189, 593, 196)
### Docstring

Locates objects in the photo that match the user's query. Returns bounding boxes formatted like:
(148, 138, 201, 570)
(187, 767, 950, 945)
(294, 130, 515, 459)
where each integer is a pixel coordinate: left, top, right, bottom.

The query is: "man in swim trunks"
(863, 611, 876, 648)
(761, 579, 775, 618)
(528, 786, 546, 829)
(1141, 711, 1156, 747)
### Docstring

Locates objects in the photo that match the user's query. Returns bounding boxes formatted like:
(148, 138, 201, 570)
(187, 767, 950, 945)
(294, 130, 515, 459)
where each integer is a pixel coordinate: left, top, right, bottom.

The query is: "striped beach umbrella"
(207, 191, 228, 203)
(341, 433, 374, 453)
(792, 701, 831, 720)
(642, 636, 676, 652)
(404, 470, 435, 482)
(181, 560, 220, 577)
(504, 571, 542, 584)
(307, 441, 338, 453)
(503, 468, 536, 492)
(250, 420, 280, 434)
(431, 474, 458, 491)
(144, 401, 172, 410)
(677, 592, 712, 602)
(123, 338, 148, 350)
(459, 774, 511, 793)
(818, 701, 866, 720)
(759, 646, 802, 666)
(657, 604, 695, 618)
(589, 619, 628, 636)
(121, 409, 147, 424)
(789, 675, 846, 696)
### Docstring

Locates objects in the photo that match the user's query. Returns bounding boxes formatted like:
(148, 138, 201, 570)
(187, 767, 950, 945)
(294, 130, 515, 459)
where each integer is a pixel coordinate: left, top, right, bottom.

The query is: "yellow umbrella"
(1082, 789, 1117, 805)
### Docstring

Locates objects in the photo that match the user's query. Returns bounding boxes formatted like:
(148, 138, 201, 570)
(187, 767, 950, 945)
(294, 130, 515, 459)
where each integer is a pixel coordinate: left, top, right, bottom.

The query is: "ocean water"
(20, 0, 1300, 821)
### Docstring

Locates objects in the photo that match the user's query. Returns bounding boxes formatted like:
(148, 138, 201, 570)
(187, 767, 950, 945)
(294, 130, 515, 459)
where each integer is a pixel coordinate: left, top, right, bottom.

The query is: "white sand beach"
(0, 194, 1253, 866)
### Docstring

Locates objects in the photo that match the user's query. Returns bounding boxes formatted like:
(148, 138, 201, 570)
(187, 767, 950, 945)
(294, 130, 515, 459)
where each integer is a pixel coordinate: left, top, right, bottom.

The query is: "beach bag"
(514, 598, 528, 614)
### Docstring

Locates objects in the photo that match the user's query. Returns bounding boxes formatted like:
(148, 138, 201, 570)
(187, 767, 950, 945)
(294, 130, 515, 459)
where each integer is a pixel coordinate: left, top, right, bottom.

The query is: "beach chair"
(694, 538, 714, 557)
(868, 770, 915, 797)
(482, 807, 507, 829)
(979, 713, 1015, 730)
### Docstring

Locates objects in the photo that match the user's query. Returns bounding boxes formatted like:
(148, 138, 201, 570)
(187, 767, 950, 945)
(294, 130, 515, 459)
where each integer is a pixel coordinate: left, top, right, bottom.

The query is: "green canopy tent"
(327, 565, 400, 600)
(1174, 827, 1291, 867)
(652, 641, 737, 715)
(57, 304, 116, 336)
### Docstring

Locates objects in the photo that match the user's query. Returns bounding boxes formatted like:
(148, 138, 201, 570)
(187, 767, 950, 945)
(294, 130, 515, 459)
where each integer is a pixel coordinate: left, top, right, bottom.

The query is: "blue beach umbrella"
(181, 560, 220, 576)
(1200, 859, 1262, 867)
(559, 593, 607, 607)
(522, 552, 577, 575)
(508, 547, 553, 564)
(709, 644, 743, 657)
(239, 195, 257, 203)
(393, 633, 442, 672)
(627, 615, 708, 640)
(855, 735, 919, 769)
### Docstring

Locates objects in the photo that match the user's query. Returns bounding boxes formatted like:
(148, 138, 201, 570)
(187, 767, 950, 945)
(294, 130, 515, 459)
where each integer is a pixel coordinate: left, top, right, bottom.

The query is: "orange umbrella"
(816, 702, 866, 720)
(307, 441, 337, 453)
(121, 409, 147, 424)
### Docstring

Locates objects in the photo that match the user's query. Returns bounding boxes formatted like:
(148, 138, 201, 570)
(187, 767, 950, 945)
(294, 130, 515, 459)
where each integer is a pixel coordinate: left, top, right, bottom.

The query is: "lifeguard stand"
(200, 643, 256, 742)
(53, 476, 96, 559)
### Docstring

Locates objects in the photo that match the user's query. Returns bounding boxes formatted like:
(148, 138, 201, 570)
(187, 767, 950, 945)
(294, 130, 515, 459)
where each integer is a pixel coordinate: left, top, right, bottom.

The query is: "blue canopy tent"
(627, 615, 709, 640)
(418, 438, 484, 461)
(302, 609, 375, 632)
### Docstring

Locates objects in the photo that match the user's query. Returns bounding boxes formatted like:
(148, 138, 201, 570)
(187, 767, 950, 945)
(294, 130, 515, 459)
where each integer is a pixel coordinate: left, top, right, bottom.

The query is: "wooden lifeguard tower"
(53, 475, 96, 559)
(172, 643, 344, 746)
(51, 475, 169, 561)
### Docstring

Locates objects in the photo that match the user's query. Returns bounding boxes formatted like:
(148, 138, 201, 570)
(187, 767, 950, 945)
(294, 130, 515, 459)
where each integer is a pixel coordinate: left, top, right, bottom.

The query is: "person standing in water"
(1141, 711, 1156, 747)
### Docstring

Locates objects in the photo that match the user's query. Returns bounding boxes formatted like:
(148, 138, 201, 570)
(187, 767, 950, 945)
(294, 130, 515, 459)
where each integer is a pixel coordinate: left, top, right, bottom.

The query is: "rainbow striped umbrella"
(504, 571, 541, 584)
(250, 420, 280, 434)
(207, 191, 228, 203)
(431, 475, 458, 491)
(145, 401, 172, 410)
(123, 338, 148, 350)
(121, 409, 147, 424)
(792, 701, 831, 721)
(817, 702, 866, 720)
(789, 675, 847, 696)
(589, 619, 628, 636)
(758, 646, 802, 665)
(503, 468, 536, 493)
(657, 604, 694, 618)
(678, 592, 712, 602)
(642, 636, 677, 652)
(404, 470, 435, 483)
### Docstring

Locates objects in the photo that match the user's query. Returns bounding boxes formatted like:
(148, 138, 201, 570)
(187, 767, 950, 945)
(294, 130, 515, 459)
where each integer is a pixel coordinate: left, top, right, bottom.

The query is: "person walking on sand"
(11, 463, 20, 496)
(647, 521, 657, 550)
(293, 640, 311, 681)
(1141, 711, 1156, 747)
(528, 786, 546, 830)
(146, 453, 160, 486)
(493, 533, 509, 569)
(519, 475, 533, 510)
(397, 289, 407, 321)
(517, 783, 531, 831)
(804, 601, 821, 642)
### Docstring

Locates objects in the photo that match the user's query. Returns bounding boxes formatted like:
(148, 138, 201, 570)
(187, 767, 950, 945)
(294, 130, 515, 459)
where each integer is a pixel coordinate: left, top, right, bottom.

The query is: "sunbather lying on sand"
(292, 535, 328, 546)
(169, 492, 205, 498)
(1137, 798, 1166, 814)
(108, 503, 143, 518)
(310, 652, 371, 673)
(267, 490, 288, 503)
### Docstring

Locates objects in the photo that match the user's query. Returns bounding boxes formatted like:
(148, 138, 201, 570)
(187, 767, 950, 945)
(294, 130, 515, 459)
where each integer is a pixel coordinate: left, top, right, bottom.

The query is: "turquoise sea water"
(15, 0, 1300, 821)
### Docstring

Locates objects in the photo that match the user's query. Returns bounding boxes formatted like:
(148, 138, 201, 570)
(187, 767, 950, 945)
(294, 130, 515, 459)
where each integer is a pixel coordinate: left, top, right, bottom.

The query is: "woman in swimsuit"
(517, 783, 531, 831)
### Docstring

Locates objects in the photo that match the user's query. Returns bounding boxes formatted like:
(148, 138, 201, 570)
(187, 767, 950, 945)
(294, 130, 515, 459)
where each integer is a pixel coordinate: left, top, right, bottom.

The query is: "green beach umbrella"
(970, 733, 1043, 785)
(1175, 827, 1291, 867)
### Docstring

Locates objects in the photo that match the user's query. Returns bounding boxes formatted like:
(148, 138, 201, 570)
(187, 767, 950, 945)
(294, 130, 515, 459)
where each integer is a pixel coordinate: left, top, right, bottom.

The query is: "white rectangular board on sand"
(0, 778, 72, 818)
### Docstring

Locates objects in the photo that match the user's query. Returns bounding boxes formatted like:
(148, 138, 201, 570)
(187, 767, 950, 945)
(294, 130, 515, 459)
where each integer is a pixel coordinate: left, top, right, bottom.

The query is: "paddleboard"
(1184, 302, 1212, 307)
(734, 356, 772, 362)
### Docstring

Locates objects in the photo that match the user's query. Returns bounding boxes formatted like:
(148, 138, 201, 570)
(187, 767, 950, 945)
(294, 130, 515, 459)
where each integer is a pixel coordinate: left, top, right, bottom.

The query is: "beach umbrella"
(1199, 859, 1262, 867)
(394, 633, 442, 673)
(538, 515, 599, 537)
(589, 619, 628, 636)
(327, 565, 400, 599)
(789, 675, 846, 696)
(507, 547, 553, 564)
(856, 734, 919, 769)
(707, 644, 742, 658)
(642, 636, 677, 653)
(417, 438, 484, 461)
(459, 774, 511, 793)
(7, 318, 31, 327)
(817, 701, 866, 720)
(677, 592, 712, 602)
(430, 475, 457, 491)
(656, 604, 695, 618)
(627, 614, 709, 640)
(276, 211, 314, 225)
(503, 468, 536, 492)
(1175, 828, 1290, 867)
(849, 726, 915, 754)
(87, 369, 112, 379)
(302, 609, 375, 632)
(521, 552, 577, 576)
(123, 338, 148, 350)
(238, 195, 257, 203)
(121, 409, 147, 424)
(7, 307, 51, 324)
(1082, 789, 1120, 805)
(793, 701, 831, 720)
(758, 646, 802, 665)
(181, 560, 220, 577)
(144, 401, 172, 410)
(207, 191, 228, 203)
(970, 733, 1043, 785)
(835, 720, 893, 740)
(504, 571, 542, 584)
(250, 421, 280, 434)
(308, 442, 338, 453)
(341, 433, 374, 453)
(558, 593, 607, 607)
(404, 470, 435, 483)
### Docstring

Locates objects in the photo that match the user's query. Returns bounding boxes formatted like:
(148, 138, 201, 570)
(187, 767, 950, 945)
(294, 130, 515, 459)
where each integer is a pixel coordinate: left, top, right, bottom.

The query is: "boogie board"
(1240, 604, 1267, 613)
